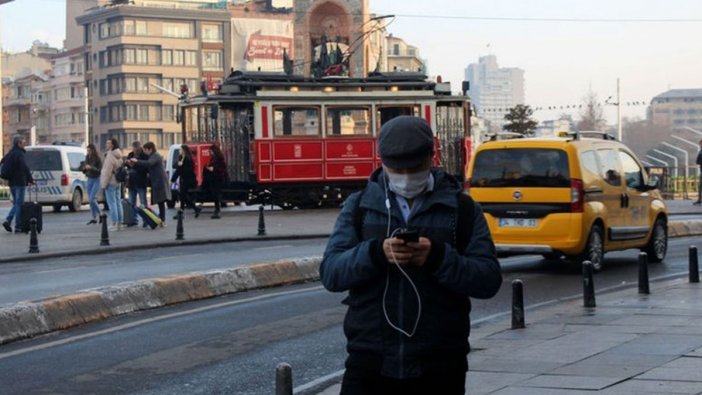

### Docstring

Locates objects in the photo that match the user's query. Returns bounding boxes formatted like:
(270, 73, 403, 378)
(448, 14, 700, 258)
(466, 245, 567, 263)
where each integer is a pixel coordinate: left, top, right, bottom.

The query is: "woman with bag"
(203, 144, 226, 219)
(128, 141, 171, 226)
(100, 138, 124, 231)
(171, 144, 201, 219)
(81, 144, 103, 225)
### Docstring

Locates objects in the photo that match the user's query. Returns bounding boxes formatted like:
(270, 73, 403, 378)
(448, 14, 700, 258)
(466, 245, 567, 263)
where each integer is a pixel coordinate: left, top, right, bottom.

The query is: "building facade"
(76, 1, 232, 149)
(49, 48, 88, 144)
(3, 74, 52, 145)
(385, 34, 424, 73)
(464, 55, 525, 132)
(649, 89, 702, 133)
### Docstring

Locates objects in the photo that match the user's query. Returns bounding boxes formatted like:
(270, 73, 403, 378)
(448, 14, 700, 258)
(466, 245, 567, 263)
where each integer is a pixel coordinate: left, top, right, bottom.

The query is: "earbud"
(385, 198, 390, 209)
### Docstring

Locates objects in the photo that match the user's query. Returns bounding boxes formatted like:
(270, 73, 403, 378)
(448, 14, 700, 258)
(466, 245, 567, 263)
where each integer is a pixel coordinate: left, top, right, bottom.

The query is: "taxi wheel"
(69, 189, 82, 212)
(645, 217, 667, 263)
(583, 224, 604, 272)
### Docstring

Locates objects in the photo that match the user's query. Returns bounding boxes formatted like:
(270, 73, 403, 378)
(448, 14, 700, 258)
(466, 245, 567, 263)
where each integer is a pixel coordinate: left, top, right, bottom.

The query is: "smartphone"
(395, 229, 419, 243)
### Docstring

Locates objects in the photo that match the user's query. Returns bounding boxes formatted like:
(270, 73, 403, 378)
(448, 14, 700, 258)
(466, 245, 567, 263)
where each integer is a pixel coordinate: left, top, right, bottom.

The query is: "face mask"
(386, 168, 431, 199)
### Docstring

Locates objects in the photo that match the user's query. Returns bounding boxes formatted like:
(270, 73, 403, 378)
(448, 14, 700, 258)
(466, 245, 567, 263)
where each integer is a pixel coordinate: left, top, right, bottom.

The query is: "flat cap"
(378, 116, 434, 169)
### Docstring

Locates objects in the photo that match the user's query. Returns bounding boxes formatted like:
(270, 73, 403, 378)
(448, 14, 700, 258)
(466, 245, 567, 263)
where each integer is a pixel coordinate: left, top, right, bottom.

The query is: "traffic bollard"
(690, 246, 700, 283)
(638, 252, 650, 294)
(511, 279, 525, 329)
(100, 213, 110, 246)
(28, 218, 39, 254)
(583, 260, 596, 308)
(176, 209, 184, 241)
(258, 205, 266, 236)
(275, 362, 292, 395)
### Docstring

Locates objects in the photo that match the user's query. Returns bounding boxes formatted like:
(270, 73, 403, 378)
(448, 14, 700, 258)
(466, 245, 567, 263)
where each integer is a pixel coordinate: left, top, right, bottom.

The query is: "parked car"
(24, 144, 88, 212)
(466, 131, 668, 271)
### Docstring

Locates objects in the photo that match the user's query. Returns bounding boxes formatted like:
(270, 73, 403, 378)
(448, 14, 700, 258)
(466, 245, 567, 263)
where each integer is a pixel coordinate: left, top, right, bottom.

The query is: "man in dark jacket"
(695, 139, 702, 205)
(126, 141, 148, 226)
(1, 135, 34, 233)
(321, 116, 502, 395)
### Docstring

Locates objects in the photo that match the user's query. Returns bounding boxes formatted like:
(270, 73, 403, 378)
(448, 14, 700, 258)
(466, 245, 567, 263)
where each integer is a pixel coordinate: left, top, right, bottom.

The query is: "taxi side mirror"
(645, 175, 660, 190)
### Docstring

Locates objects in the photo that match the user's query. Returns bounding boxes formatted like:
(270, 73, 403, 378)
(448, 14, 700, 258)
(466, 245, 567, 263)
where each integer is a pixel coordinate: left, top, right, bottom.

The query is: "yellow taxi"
(466, 132, 668, 271)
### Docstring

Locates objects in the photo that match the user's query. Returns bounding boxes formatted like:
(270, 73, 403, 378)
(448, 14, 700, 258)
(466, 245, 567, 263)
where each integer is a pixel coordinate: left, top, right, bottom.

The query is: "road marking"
(294, 369, 345, 393)
(253, 244, 294, 251)
(0, 285, 325, 360)
(34, 266, 87, 274)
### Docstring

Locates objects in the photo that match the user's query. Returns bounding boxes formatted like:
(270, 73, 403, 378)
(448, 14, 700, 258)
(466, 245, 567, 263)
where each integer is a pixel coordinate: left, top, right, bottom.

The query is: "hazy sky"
(2, 0, 702, 124)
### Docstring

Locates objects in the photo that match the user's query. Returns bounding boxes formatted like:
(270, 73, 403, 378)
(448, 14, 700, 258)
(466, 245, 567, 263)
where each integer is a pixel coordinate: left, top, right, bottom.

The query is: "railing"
(646, 166, 700, 200)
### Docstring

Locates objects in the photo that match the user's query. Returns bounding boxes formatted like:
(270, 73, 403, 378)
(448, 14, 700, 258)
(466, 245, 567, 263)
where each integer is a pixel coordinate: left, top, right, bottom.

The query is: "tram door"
(436, 101, 469, 180)
(219, 104, 255, 184)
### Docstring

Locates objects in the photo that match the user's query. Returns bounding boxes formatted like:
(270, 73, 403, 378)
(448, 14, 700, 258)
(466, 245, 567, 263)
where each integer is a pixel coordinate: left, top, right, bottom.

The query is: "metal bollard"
(257, 205, 266, 236)
(690, 246, 700, 283)
(511, 279, 525, 329)
(638, 252, 650, 294)
(100, 213, 110, 246)
(176, 209, 184, 241)
(28, 218, 39, 253)
(583, 260, 596, 308)
(275, 362, 293, 395)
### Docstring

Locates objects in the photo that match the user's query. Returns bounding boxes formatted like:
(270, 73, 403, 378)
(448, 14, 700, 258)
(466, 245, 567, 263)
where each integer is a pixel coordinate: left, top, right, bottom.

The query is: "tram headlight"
(323, 86, 335, 93)
(289, 86, 299, 92)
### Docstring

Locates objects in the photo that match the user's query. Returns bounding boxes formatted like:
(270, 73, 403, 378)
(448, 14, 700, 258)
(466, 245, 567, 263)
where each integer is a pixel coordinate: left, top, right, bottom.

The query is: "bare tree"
(577, 91, 607, 131)
(503, 104, 538, 135)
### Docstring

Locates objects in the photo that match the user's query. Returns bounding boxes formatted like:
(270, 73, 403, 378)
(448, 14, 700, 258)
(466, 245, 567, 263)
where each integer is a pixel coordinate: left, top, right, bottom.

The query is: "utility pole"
(617, 78, 622, 142)
(84, 86, 89, 146)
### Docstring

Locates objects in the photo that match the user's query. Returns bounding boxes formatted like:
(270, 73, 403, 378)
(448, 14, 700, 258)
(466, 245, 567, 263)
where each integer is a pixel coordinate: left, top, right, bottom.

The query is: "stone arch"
(303, 0, 354, 76)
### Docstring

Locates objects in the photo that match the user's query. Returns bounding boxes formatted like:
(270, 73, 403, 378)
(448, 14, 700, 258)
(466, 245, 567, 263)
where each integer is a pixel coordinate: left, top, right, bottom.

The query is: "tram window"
(326, 107, 371, 136)
(376, 106, 420, 129)
(273, 106, 320, 137)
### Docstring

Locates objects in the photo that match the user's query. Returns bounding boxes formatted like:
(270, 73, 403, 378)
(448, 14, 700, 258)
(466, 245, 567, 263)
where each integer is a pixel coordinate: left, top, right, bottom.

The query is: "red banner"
(244, 33, 293, 61)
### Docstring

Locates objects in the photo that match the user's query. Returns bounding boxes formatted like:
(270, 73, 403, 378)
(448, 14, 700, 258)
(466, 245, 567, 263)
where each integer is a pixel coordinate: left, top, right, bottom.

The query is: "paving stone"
(489, 387, 596, 395)
(600, 379, 702, 394)
(565, 323, 659, 335)
(464, 371, 534, 395)
(610, 335, 702, 356)
(687, 347, 702, 357)
(509, 331, 636, 364)
(518, 374, 625, 390)
(550, 361, 652, 379)
(468, 357, 562, 375)
(486, 323, 570, 341)
(661, 356, 702, 369)
(637, 367, 702, 382)
(608, 314, 697, 327)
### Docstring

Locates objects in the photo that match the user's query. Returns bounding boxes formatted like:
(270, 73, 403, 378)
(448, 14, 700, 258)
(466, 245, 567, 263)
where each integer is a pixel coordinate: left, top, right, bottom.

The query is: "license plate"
(499, 218, 538, 228)
(36, 180, 47, 186)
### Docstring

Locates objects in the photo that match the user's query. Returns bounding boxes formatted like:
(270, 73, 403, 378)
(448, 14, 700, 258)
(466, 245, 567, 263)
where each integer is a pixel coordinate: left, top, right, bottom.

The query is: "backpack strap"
(455, 192, 475, 252)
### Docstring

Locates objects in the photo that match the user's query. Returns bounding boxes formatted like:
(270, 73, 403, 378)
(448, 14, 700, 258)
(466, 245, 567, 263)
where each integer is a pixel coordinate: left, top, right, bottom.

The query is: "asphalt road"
(0, 238, 328, 306)
(1, 235, 701, 395)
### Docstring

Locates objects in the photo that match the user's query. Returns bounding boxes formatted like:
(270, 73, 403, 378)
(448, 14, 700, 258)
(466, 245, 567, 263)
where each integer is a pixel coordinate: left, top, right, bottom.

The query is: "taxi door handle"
(621, 193, 630, 208)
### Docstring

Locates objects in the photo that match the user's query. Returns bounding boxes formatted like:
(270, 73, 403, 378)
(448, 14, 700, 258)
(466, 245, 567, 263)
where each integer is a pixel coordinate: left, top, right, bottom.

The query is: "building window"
(99, 23, 110, 39)
(203, 50, 223, 70)
(123, 20, 135, 35)
(123, 48, 136, 64)
(136, 49, 148, 65)
(162, 22, 192, 38)
(135, 20, 148, 36)
(100, 107, 108, 122)
(185, 51, 197, 66)
(202, 24, 223, 42)
(173, 50, 185, 66)
(162, 49, 172, 65)
(393, 44, 400, 55)
(163, 105, 175, 121)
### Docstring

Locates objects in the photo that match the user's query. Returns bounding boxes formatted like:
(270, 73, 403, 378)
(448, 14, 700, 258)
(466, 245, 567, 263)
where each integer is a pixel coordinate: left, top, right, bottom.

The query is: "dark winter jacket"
(203, 155, 226, 192)
(134, 152, 171, 204)
(320, 168, 502, 379)
(127, 151, 149, 188)
(81, 154, 102, 179)
(697, 149, 702, 168)
(0, 145, 33, 187)
(171, 156, 197, 192)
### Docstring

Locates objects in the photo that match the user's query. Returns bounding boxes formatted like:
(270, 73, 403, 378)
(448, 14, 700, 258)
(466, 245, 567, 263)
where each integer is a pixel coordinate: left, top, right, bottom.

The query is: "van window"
(580, 151, 600, 176)
(170, 147, 181, 169)
(471, 148, 570, 187)
(618, 150, 643, 189)
(26, 150, 62, 171)
(67, 153, 84, 172)
(596, 149, 622, 186)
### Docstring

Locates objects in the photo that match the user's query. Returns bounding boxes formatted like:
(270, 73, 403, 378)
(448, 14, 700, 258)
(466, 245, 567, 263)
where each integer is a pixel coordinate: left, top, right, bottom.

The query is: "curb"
(0, 233, 330, 265)
(667, 220, 702, 237)
(0, 257, 321, 345)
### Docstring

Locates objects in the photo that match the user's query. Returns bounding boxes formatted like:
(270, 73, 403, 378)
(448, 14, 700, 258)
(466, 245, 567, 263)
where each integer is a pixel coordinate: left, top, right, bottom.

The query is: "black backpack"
(351, 189, 475, 251)
(115, 165, 129, 183)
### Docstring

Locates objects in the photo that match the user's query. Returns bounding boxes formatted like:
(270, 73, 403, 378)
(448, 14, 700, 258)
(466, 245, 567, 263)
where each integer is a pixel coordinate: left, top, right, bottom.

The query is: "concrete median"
(0, 257, 321, 345)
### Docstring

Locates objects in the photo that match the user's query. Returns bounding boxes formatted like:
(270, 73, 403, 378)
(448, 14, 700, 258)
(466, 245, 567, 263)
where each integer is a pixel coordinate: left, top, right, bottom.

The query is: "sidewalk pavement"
(316, 278, 702, 394)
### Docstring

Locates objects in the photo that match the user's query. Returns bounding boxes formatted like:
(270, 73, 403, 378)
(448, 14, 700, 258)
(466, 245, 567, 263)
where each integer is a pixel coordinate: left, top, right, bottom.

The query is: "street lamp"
(661, 142, 689, 199)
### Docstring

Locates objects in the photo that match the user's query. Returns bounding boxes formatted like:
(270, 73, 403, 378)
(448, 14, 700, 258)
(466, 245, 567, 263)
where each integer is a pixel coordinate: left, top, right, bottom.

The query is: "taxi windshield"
(472, 148, 569, 188)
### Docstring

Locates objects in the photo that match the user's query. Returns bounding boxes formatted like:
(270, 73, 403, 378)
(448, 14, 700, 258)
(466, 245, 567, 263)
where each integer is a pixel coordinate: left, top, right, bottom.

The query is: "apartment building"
(386, 34, 425, 74)
(464, 55, 525, 132)
(3, 74, 51, 145)
(50, 48, 88, 143)
(76, 2, 231, 149)
(649, 89, 702, 133)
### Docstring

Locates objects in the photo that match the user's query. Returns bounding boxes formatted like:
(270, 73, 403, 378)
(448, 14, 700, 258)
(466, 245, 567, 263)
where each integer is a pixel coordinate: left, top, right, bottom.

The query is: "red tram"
(180, 70, 474, 208)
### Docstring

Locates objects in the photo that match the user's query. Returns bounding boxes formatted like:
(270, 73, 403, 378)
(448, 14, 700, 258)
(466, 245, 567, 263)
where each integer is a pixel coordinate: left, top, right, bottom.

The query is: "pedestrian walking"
(100, 138, 124, 231)
(695, 139, 702, 205)
(171, 144, 201, 218)
(128, 141, 171, 226)
(202, 144, 226, 219)
(1, 134, 34, 233)
(80, 143, 102, 225)
(320, 116, 502, 395)
(126, 141, 149, 226)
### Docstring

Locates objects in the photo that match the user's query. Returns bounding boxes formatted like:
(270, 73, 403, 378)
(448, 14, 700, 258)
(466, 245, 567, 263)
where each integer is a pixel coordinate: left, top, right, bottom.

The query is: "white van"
(25, 144, 88, 212)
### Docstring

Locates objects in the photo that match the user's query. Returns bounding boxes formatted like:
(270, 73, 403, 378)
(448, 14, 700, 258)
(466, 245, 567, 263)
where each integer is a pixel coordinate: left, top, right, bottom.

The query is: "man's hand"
(383, 237, 432, 267)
